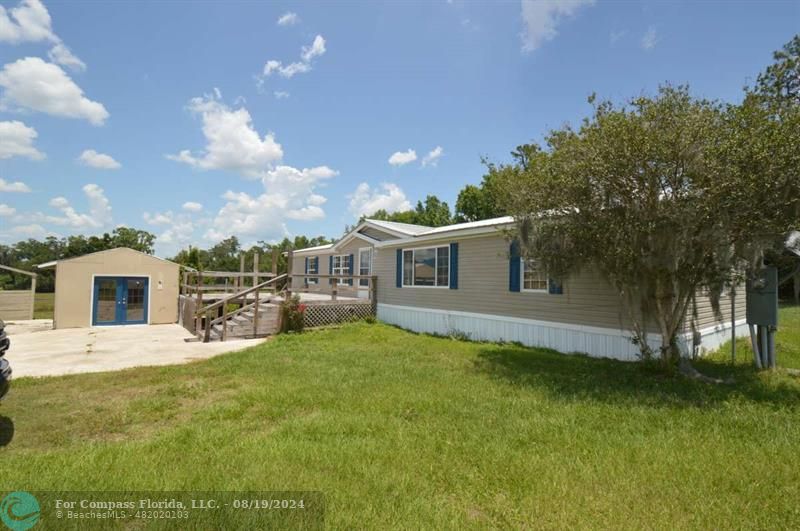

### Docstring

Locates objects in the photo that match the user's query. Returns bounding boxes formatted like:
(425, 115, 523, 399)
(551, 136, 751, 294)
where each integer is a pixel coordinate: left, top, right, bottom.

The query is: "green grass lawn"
(33, 292, 54, 320)
(1, 309, 799, 528)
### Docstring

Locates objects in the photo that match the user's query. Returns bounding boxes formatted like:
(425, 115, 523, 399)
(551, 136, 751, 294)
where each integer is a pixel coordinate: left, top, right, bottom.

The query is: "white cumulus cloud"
(348, 182, 412, 218)
(0, 57, 108, 125)
(43, 183, 112, 229)
(0, 177, 30, 192)
(260, 34, 326, 81)
(520, 0, 595, 53)
(10, 223, 46, 238)
(0, 120, 44, 159)
(143, 211, 174, 226)
(47, 42, 85, 71)
(205, 165, 337, 242)
(277, 12, 299, 26)
(641, 26, 658, 50)
(0, 204, 15, 216)
(78, 149, 120, 170)
(167, 91, 283, 179)
(421, 146, 443, 167)
(182, 201, 203, 212)
(388, 148, 417, 166)
(0, 0, 85, 70)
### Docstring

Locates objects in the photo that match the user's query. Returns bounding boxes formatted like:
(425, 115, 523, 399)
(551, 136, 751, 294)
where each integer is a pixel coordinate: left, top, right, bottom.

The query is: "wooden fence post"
(29, 274, 36, 320)
(239, 253, 245, 291)
(195, 271, 203, 336)
(252, 252, 260, 336)
(286, 249, 294, 297)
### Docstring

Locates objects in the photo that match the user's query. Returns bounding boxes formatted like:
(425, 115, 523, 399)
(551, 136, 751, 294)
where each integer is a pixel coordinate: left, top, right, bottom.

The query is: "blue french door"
(92, 277, 149, 325)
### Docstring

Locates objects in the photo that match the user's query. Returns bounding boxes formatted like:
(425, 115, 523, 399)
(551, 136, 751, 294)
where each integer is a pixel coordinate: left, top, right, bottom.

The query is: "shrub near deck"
(1, 316, 800, 529)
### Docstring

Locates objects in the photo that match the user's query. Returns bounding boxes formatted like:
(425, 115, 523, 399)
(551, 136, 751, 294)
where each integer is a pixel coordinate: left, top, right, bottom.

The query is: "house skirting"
(376, 303, 749, 362)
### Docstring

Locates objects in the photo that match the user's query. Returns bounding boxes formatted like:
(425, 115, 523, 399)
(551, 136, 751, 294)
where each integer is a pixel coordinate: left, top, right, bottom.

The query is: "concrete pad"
(3, 320, 267, 378)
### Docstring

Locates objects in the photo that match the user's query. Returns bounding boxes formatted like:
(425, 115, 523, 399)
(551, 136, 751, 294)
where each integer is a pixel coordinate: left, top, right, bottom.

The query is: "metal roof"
(36, 247, 179, 269)
(415, 216, 515, 236)
(363, 219, 432, 236)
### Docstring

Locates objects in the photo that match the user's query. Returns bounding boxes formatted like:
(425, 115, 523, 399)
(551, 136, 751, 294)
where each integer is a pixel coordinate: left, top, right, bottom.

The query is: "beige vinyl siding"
(376, 232, 747, 336)
(359, 226, 400, 241)
(53, 248, 179, 329)
(685, 284, 746, 331)
(374, 233, 638, 331)
(0, 290, 34, 320)
(292, 239, 373, 294)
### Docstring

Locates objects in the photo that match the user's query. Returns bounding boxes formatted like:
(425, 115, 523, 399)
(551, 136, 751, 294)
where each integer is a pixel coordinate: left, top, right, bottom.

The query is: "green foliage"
(455, 166, 507, 222)
(752, 34, 799, 110)
(3, 317, 800, 528)
(495, 73, 799, 368)
(170, 235, 332, 276)
(0, 228, 156, 292)
(359, 194, 453, 228)
(279, 294, 306, 333)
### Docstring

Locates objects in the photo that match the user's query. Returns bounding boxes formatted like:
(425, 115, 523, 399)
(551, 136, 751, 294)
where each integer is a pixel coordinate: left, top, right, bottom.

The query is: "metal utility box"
(746, 267, 778, 327)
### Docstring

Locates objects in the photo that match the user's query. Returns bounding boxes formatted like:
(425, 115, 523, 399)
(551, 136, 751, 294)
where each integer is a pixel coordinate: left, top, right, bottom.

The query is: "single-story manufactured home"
(38, 247, 180, 329)
(291, 216, 748, 361)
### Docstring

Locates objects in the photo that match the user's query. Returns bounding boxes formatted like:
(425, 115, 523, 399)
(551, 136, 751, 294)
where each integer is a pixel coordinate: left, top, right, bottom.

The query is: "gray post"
(749, 323, 762, 370)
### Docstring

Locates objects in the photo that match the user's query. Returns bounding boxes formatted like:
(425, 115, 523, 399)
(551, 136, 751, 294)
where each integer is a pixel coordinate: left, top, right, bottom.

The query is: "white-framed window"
(359, 248, 372, 287)
(522, 258, 548, 292)
(332, 254, 352, 285)
(307, 256, 319, 285)
(402, 245, 449, 288)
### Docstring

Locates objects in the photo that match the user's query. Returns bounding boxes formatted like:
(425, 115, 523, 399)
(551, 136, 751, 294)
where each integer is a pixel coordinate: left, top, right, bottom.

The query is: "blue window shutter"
(509, 240, 521, 292)
(449, 242, 458, 289)
(304, 257, 309, 286)
(348, 253, 354, 285)
(396, 249, 403, 288)
(329, 255, 333, 285)
(548, 278, 563, 295)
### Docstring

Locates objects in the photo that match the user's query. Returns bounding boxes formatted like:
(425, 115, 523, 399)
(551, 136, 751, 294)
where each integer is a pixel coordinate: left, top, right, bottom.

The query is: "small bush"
(280, 295, 306, 333)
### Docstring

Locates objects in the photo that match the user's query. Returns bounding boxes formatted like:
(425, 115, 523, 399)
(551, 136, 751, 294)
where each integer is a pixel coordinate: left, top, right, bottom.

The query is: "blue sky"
(0, 0, 797, 256)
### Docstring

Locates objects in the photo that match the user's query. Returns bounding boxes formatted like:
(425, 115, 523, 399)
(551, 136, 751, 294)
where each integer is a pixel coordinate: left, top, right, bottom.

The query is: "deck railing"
(288, 274, 378, 305)
(193, 273, 288, 342)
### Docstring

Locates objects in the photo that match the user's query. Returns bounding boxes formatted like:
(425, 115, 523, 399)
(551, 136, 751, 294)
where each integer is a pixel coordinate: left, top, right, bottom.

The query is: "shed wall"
(53, 249, 179, 329)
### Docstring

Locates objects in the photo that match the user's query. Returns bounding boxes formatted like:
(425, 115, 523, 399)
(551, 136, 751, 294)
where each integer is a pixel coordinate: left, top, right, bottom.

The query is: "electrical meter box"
(746, 267, 778, 327)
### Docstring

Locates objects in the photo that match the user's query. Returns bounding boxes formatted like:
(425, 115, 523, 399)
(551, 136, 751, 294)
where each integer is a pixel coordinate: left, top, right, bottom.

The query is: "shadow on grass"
(474, 343, 800, 408)
(0, 416, 14, 446)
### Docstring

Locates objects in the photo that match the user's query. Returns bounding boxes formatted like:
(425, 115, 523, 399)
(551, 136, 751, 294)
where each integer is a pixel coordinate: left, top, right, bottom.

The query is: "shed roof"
(37, 247, 179, 269)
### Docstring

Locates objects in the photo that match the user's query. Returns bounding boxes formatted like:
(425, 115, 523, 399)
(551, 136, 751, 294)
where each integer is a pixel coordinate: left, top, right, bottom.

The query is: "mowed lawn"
(1, 309, 800, 528)
(33, 292, 55, 320)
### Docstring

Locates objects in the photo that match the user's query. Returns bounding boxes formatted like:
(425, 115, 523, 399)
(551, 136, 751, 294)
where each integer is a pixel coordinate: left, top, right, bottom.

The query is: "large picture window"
(307, 256, 318, 285)
(402, 246, 449, 287)
(522, 259, 547, 292)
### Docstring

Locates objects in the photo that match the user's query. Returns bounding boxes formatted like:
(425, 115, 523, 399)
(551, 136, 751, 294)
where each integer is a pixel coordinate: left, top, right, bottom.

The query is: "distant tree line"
(169, 235, 332, 275)
(0, 227, 156, 292)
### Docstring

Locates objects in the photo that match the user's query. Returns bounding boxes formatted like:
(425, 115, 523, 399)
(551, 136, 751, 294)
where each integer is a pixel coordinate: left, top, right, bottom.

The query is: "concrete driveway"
(3, 320, 267, 378)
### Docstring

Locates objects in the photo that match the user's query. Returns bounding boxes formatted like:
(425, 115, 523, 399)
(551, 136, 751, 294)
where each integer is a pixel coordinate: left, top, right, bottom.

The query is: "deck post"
(286, 249, 294, 297)
(332, 278, 338, 301)
(239, 254, 245, 291)
(203, 310, 211, 342)
(252, 251, 259, 289)
(253, 252, 260, 336)
(29, 274, 36, 320)
(195, 271, 203, 336)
